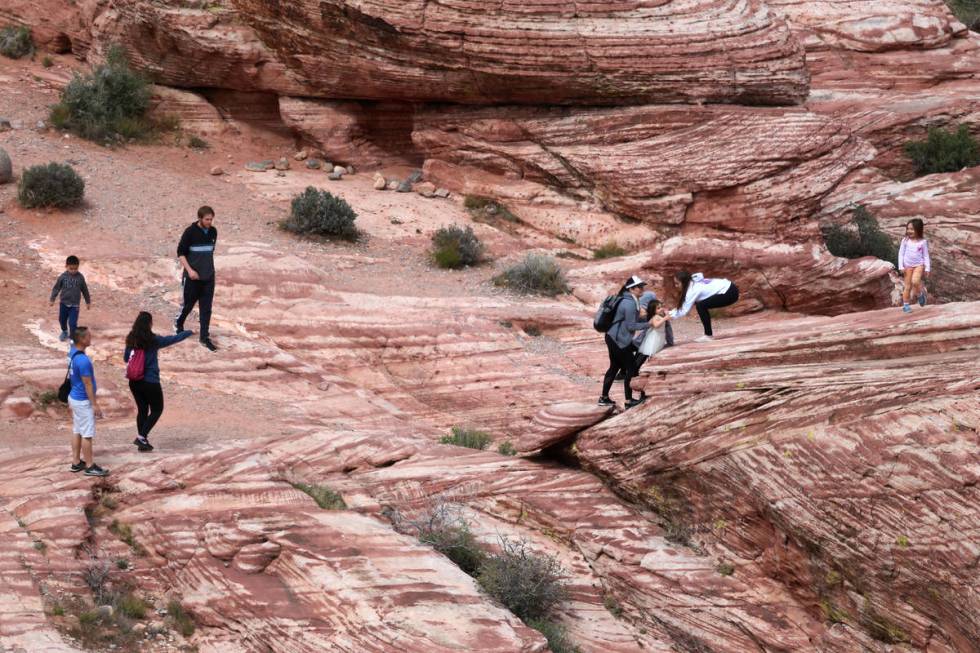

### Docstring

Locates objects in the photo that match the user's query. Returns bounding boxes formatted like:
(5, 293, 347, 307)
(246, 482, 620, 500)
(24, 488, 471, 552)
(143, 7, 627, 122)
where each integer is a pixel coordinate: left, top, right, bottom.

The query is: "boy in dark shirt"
(175, 206, 218, 351)
(49, 255, 91, 342)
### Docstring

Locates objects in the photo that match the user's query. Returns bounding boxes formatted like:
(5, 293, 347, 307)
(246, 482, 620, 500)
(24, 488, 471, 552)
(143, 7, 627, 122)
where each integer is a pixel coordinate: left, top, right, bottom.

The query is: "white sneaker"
(695, 335, 714, 342)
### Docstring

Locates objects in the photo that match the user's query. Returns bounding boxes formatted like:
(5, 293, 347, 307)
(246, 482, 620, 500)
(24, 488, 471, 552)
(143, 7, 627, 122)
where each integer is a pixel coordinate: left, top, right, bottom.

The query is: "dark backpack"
(593, 295, 624, 333)
(58, 350, 83, 403)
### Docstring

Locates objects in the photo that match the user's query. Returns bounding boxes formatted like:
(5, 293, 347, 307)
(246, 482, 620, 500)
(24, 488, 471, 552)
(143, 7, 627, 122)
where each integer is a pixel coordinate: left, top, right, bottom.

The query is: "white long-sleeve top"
(670, 273, 732, 318)
(898, 237, 930, 272)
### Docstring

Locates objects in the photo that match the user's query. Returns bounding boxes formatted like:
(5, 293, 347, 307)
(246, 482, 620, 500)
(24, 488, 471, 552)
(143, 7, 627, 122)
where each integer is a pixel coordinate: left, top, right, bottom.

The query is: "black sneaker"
(598, 396, 615, 407)
(133, 437, 154, 452)
(174, 320, 184, 334)
(625, 398, 645, 409)
(84, 463, 109, 477)
(200, 338, 217, 352)
(69, 461, 86, 473)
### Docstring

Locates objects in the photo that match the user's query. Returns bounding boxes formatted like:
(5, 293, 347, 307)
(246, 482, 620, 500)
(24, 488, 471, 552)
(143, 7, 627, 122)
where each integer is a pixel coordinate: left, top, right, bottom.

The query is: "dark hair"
(125, 311, 156, 350)
(66, 255, 80, 266)
(675, 270, 693, 305)
(71, 326, 89, 343)
(906, 218, 924, 239)
(197, 205, 215, 220)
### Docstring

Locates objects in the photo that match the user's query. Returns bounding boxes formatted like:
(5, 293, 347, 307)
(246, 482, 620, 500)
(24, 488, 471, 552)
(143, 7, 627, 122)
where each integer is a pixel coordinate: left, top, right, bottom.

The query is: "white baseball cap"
(625, 275, 646, 289)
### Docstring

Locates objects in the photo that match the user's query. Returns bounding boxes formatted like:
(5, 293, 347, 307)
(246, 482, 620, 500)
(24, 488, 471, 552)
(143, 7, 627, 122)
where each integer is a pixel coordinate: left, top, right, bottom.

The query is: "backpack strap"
(67, 349, 83, 369)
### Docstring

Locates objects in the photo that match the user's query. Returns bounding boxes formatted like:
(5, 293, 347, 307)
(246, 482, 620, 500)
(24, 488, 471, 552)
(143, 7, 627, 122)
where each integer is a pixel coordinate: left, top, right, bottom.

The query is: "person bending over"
(670, 271, 739, 341)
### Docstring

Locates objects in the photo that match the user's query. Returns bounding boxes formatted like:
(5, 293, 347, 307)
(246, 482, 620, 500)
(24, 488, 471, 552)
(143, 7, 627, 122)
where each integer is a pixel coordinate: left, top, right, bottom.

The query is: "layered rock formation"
(577, 301, 980, 651)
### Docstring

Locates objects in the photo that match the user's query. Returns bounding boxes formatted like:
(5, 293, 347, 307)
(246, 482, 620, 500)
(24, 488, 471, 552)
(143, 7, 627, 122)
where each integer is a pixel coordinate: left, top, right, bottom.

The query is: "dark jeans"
(59, 303, 79, 334)
(175, 275, 215, 340)
(129, 380, 164, 438)
(696, 283, 740, 336)
(602, 335, 637, 401)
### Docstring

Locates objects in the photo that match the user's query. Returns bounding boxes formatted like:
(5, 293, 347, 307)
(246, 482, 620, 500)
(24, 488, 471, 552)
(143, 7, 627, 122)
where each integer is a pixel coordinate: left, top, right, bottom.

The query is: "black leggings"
(129, 380, 164, 438)
(696, 283, 740, 336)
(602, 335, 637, 401)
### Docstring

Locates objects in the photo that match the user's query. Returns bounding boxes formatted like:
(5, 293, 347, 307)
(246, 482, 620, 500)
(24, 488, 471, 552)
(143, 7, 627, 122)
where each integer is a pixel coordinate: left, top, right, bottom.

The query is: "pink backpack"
(125, 349, 146, 381)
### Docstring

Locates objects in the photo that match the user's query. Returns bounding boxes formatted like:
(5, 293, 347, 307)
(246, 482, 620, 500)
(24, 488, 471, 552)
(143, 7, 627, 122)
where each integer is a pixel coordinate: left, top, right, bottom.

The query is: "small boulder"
(275, 157, 290, 171)
(245, 161, 270, 172)
(147, 621, 166, 635)
(97, 605, 114, 619)
(294, 150, 308, 161)
(209, 166, 224, 176)
(305, 158, 322, 169)
(276, 170, 287, 178)
(387, 180, 400, 191)
(373, 175, 387, 190)
(396, 179, 413, 193)
(407, 169, 423, 184)
(328, 171, 343, 180)
(35, 120, 47, 132)
(0, 118, 11, 132)
(0, 148, 12, 184)
(332, 165, 346, 176)
(434, 188, 451, 198)
(346, 165, 355, 175)
(415, 181, 436, 198)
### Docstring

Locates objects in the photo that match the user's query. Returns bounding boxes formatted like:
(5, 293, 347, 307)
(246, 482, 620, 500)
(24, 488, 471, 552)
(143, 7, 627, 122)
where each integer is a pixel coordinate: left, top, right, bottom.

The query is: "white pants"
(68, 397, 95, 438)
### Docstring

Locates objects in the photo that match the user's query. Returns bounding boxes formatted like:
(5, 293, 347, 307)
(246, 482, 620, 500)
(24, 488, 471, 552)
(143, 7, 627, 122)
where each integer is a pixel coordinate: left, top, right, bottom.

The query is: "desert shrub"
(464, 195, 518, 222)
(528, 620, 581, 653)
(477, 537, 568, 622)
(822, 205, 898, 263)
(394, 502, 485, 574)
(290, 481, 346, 509)
(904, 124, 980, 176)
(946, 0, 980, 31)
(0, 25, 33, 59)
(116, 593, 149, 619)
(431, 225, 484, 269)
(32, 389, 59, 409)
(497, 441, 517, 456)
(493, 254, 570, 296)
(593, 241, 626, 259)
(42, 55, 53, 68)
(18, 162, 85, 208)
(167, 600, 195, 637)
(281, 187, 359, 241)
(440, 426, 492, 450)
(50, 45, 153, 143)
(717, 561, 735, 576)
(187, 135, 209, 149)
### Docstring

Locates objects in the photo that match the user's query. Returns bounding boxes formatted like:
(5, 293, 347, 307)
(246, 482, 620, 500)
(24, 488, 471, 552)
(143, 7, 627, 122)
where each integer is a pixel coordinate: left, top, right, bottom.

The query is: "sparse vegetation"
(0, 25, 34, 59)
(187, 135, 209, 150)
(290, 481, 347, 510)
(464, 195, 518, 222)
(946, 0, 980, 32)
(904, 124, 980, 176)
(42, 55, 54, 68)
(497, 441, 517, 456)
(822, 205, 898, 264)
(392, 502, 486, 574)
(116, 593, 149, 619)
(440, 426, 493, 450)
(820, 598, 850, 624)
(50, 603, 65, 617)
(431, 225, 484, 269)
(17, 162, 85, 209)
(863, 604, 910, 644)
(281, 187, 359, 241)
(593, 241, 626, 259)
(477, 537, 568, 622)
(115, 558, 129, 570)
(716, 561, 735, 576)
(34, 539, 47, 553)
(32, 389, 60, 410)
(528, 619, 581, 653)
(167, 600, 196, 637)
(524, 324, 542, 337)
(895, 535, 910, 548)
(603, 594, 624, 618)
(493, 254, 570, 296)
(50, 45, 155, 144)
(109, 519, 147, 556)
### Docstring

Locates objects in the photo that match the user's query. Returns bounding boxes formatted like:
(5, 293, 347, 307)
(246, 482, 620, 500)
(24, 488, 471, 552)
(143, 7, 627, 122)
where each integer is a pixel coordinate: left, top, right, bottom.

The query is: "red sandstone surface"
(1, 1, 980, 651)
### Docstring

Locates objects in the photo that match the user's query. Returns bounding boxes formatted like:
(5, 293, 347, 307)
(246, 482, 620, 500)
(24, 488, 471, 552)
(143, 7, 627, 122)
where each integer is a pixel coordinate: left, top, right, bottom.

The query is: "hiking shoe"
(902, 303, 912, 313)
(59, 330, 69, 342)
(695, 335, 714, 342)
(200, 338, 217, 352)
(625, 398, 645, 409)
(174, 319, 184, 334)
(598, 396, 615, 407)
(134, 437, 154, 452)
(83, 464, 109, 477)
(918, 289, 927, 307)
(69, 461, 86, 473)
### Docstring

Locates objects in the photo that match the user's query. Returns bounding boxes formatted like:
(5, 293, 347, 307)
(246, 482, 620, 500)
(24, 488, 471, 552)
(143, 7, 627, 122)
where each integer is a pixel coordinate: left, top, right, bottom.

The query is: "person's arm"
(80, 275, 91, 306)
(923, 240, 930, 274)
(671, 288, 698, 318)
(650, 314, 670, 328)
(622, 303, 650, 331)
(80, 374, 103, 417)
(177, 228, 199, 280)
(124, 347, 131, 363)
(897, 238, 906, 271)
(49, 275, 62, 304)
(155, 331, 193, 349)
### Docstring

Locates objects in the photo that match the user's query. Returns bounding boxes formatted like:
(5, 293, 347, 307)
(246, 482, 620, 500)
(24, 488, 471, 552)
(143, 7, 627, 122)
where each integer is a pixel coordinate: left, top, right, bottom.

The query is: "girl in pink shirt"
(898, 219, 930, 313)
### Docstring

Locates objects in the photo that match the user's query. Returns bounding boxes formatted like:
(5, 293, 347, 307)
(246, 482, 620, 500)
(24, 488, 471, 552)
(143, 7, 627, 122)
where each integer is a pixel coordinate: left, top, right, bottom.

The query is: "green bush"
(904, 124, 980, 176)
(464, 195, 518, 222)
(440, 426, 492, 450)
(0, 26, 33, 59)
(50, 45, 153, 143)
(493, 254, 570, 296)
(42, 55, 53, 68)
(946, 0, 980, 31)
(290, 481, 346, 509)
(478, 537, 568, 621)
(116, 594, 149, 619)
(187, 135, 209, 150)
(18, 163, 85, 208)
(167, 600, 195, 637)
(822, 205, 897, 263)
(497, 441, 517, 456)
(411, 504, 485, 575)
(593, 241, 626, 259)
(281, 187, 359, 240)
(431, 225, 484, 269)
(528, 620, 581, 653)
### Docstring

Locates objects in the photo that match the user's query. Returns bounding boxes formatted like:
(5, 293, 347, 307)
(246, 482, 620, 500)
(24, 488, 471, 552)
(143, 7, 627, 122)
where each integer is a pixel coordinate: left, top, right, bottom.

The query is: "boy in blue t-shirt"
(67, 326, 108, 476)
